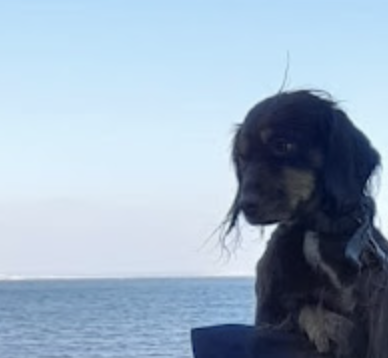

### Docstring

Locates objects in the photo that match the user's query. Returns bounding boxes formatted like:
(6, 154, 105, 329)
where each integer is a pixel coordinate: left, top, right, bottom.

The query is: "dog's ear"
(322, 109, 380, 211)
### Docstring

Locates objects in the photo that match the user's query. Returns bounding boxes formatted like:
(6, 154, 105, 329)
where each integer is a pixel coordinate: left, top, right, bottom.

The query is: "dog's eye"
(270, 138, 296, 156)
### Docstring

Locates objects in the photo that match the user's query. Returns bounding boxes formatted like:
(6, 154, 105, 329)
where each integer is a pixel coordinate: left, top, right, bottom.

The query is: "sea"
(0, 277, 255, 358)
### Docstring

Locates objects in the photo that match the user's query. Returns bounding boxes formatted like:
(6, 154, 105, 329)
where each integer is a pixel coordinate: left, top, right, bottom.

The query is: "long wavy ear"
(322, 109, 380, 212)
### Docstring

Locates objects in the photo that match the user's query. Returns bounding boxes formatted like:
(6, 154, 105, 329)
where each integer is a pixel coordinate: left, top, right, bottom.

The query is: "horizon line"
(0, 273, 255, 281)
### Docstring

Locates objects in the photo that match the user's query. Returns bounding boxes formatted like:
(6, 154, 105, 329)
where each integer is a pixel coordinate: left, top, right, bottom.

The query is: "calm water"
(0, 278, 255, 358)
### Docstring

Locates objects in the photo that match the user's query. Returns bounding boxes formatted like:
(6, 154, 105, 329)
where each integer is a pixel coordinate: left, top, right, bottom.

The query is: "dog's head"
(227, 90, 380, 229)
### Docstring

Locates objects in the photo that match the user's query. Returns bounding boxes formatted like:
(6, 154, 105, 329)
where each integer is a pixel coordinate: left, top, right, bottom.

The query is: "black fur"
(224, 90, 388, 358)
(322, 108, 380, 213)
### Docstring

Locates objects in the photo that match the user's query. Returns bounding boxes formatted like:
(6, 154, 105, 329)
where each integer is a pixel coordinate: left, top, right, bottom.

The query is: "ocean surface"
(0, 277, 255, 358)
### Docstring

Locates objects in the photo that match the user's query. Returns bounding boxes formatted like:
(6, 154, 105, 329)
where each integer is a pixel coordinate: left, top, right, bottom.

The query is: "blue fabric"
(191, 325, 326, 358)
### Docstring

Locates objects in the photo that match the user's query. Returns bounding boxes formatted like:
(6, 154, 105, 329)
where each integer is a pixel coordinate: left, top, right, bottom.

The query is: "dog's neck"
(307, 198, 373, 236)
(295, 196, 375, 234)
(296, 196, 379, 269)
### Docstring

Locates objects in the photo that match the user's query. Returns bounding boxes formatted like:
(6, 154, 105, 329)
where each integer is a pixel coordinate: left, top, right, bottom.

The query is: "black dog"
(225, 90, 388, 358)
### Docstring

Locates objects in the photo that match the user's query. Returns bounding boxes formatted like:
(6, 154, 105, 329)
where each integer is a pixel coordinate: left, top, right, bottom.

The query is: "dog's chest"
(302, 232, 356, 313)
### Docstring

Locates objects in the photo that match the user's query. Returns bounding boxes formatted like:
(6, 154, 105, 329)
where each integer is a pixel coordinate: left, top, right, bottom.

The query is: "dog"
(224, 90, 388, 358)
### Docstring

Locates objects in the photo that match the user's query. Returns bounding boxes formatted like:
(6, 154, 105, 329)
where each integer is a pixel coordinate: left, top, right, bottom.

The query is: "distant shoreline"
(0, 274, 255, 282)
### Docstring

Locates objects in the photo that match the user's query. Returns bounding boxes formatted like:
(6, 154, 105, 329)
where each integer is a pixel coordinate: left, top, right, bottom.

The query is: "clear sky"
(0, 1, 387, 278)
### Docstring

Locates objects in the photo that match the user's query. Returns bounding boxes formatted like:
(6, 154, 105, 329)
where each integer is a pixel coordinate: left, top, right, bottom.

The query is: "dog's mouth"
(241, 204, 289, 226)
(244, 214, 278, 225)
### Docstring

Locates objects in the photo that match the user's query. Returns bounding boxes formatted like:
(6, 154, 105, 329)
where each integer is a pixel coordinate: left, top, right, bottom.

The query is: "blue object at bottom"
(191, 324, 327, 358)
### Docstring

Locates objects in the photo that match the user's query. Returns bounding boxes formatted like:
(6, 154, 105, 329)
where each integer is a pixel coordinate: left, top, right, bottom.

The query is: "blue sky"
(0, 1, 387, 278)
